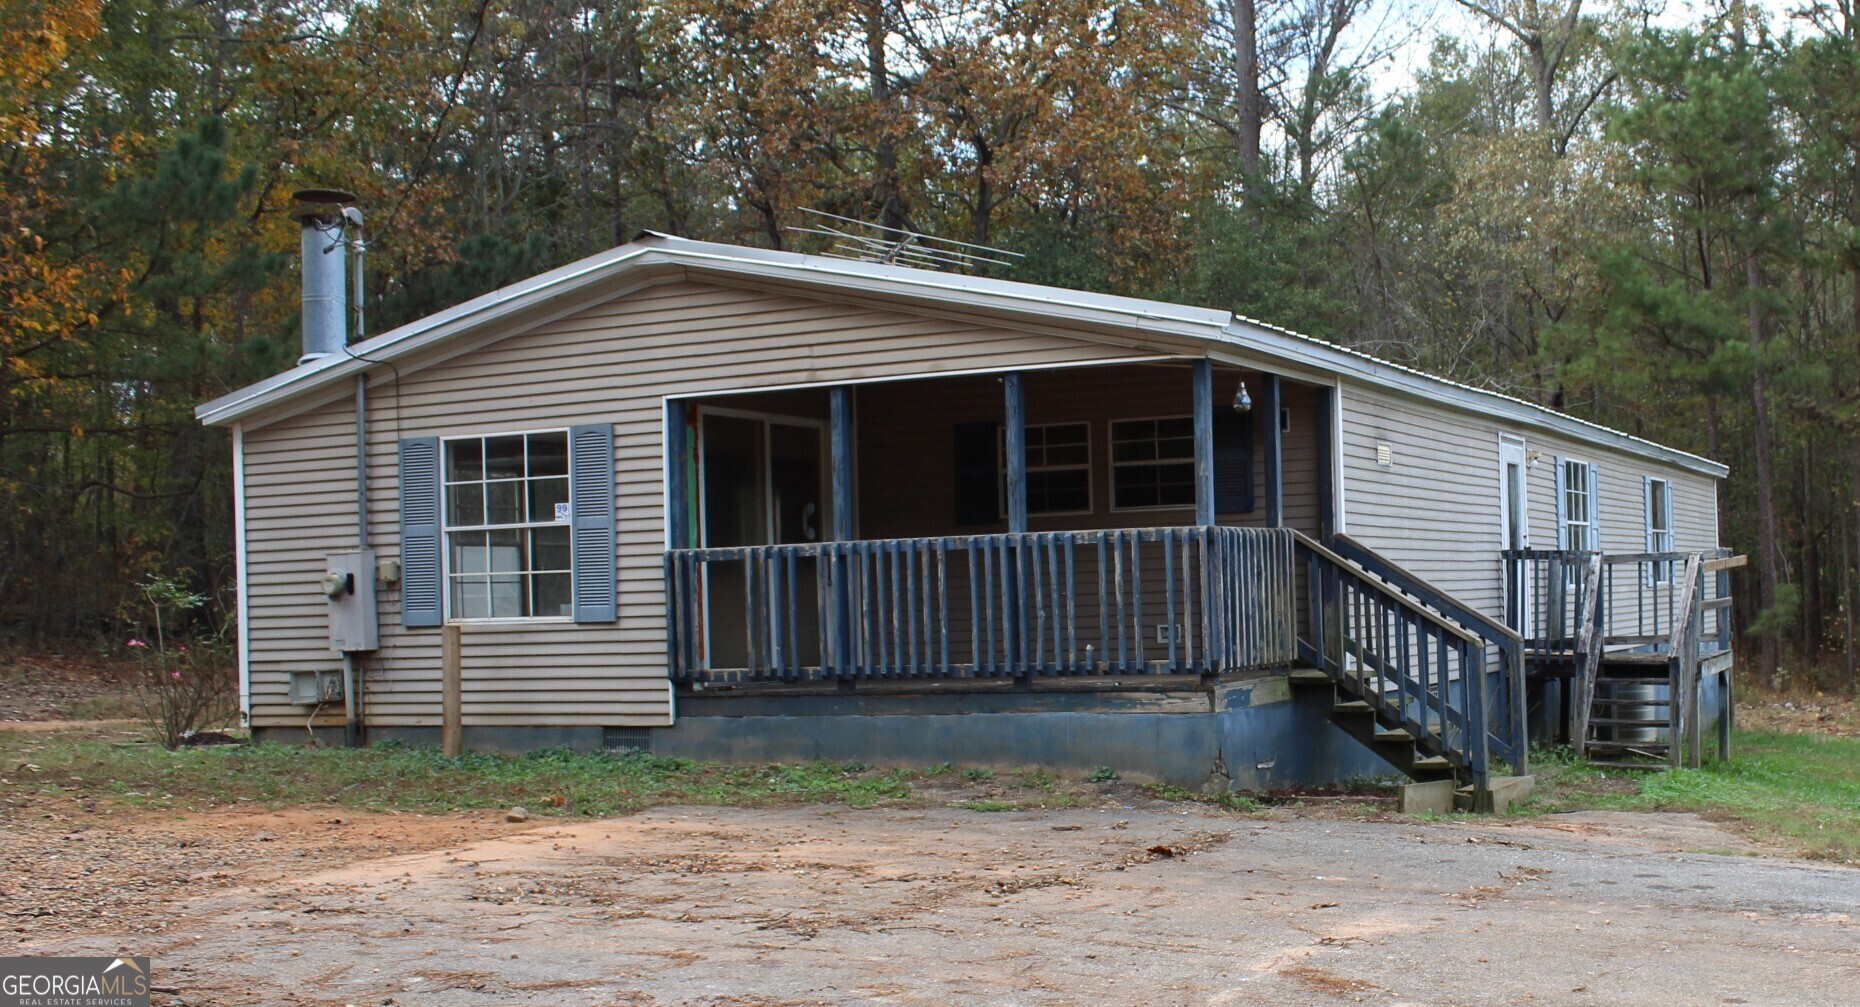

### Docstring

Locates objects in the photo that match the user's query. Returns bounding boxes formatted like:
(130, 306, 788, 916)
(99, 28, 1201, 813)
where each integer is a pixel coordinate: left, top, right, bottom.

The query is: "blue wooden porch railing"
(1298, 533, 1530, 784)
(665, 526, 1297, 682)
(1501, 548, 1734, 656)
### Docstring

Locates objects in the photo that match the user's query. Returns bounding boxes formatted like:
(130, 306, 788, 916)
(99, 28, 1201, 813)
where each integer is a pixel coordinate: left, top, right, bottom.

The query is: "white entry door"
(1499, 436, 1531, 631)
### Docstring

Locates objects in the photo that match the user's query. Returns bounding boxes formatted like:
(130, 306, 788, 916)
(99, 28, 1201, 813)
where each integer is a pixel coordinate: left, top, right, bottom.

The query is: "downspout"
(346, 207, 369, 748)
(345, 371, 368, 747)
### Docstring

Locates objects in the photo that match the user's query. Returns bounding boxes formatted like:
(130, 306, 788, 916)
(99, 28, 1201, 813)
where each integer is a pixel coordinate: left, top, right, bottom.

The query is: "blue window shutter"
(570, 423, 618, 623)
(399, 437, 443, 627)
(1643, 476, 1654, 552)
(1213, 410, 1255, 513)
(1663, 481, 1675, 547)
(1552, 457, 1567, 550)
(1644, 476, 1655, 587)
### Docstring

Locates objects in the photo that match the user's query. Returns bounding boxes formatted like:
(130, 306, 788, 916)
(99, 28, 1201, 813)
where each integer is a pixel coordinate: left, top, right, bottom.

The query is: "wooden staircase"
(1287, 668, 1459, 782)
(1579, 653, 1683, 768)
(1563, 550, 1744, 770)
(1291, 533, 1530, 805)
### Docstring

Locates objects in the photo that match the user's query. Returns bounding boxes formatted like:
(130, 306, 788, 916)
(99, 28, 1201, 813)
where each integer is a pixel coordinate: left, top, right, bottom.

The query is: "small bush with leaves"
(127, 575, 238, 748)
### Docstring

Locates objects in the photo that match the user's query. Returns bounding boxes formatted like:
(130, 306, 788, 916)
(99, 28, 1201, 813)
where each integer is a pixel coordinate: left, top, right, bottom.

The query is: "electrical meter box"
(289, 669, 345, 705)
(324, 549, 379, 652)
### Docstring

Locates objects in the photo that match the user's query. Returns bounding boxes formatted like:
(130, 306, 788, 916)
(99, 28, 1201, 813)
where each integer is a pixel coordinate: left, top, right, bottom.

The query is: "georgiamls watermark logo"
(0, 957, 149, 1007)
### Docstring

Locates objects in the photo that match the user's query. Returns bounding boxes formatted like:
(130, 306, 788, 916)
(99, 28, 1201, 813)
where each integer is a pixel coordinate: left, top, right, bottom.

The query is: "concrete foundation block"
(1473, 774, 1535, 814)
(1400, 779, 1457, 816)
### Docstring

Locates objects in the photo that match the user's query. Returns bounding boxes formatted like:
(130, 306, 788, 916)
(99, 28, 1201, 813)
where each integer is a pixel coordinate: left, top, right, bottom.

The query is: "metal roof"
(196, 232, 1727, 478)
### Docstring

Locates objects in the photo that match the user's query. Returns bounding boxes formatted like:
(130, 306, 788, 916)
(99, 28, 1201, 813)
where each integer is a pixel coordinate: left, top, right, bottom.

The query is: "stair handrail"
(1297, 532, 1527, 780)
(1330, 533, 1529, 776)
(1333, 535, 1523, 649)
(1295, 534, 1483, 648)
(1668, 553, 1704, 767)
(1571, 553, 1606, 758)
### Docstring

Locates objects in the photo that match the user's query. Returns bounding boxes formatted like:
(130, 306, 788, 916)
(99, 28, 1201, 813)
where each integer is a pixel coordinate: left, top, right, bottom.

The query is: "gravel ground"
(17, 803, 1859, 1006)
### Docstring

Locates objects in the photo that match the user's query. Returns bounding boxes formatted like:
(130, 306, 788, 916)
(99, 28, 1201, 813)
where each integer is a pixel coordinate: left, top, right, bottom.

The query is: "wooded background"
(0, 0, 1851, 687)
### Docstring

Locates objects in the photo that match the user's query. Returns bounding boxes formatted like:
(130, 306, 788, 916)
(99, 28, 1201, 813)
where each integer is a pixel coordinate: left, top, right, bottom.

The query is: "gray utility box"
(289, 669, 345, 705)
(325, 549, 379, 652)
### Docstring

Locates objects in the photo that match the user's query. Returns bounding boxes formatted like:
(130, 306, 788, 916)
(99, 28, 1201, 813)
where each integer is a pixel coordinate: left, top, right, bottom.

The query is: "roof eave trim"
(195, 233, 1728, 480)
(195, 244, 679, 426)
(1221, 321, 1729, 478)
(196, 242, 1234, 427)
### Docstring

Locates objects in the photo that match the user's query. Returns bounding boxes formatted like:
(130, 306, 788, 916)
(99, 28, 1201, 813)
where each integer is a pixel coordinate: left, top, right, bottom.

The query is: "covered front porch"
(657, 359, 1528, 792)
(661, 359, 1326, 683)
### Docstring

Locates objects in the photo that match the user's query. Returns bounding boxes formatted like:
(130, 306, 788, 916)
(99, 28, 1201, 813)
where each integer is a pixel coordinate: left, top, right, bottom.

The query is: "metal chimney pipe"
(290, 189, 359, 364)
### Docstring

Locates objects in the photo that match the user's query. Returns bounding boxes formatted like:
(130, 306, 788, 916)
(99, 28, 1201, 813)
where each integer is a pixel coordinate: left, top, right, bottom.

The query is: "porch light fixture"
(1232, 380, 1253, 414)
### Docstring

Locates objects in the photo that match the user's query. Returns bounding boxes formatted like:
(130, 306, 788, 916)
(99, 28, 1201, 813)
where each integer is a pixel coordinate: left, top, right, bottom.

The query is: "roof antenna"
(788, 207, 1024, 272)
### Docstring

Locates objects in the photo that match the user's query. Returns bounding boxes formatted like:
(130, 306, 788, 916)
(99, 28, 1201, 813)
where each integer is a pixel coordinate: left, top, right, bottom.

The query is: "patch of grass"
(1523, 730, 1860, 863)
(955, 799, 1018, 812)
(1086, 766, 1118, 783)
(1214, 792, 1263, 812)
(1140, 783, 1263, 813)
(1011, 768, 1057, 792)
(0, 729, 918, 817)
(961, 766, 995, 781)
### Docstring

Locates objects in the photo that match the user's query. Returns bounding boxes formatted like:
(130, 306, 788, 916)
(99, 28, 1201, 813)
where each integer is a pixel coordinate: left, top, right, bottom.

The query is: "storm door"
(698, 410, 827, 670)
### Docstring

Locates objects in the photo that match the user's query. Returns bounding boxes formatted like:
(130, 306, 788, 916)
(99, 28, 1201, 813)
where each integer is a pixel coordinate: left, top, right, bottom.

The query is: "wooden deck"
(666, 524, 1533, 792)
(1503, 547, 1742, 768)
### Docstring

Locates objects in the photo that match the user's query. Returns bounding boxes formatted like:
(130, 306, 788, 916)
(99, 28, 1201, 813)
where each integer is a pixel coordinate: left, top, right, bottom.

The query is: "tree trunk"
(1801, 444, 1821, 665)
(867, 0, 907, 234)
(1524, 32, 1555, 140)
(1844, 513, 1855, 690)
(971, 137, 993, 248)
(1746, 248, 1782, 686)
(1227, 0, 1261, 181)
(1850, 264, 1860, 690)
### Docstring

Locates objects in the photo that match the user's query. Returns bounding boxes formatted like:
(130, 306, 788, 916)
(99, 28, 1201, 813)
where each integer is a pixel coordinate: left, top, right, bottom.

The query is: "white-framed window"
(1647, 477, 1674, 585)
(443, 431, 574, 619)
(1000, 422, 1091, 516)
(1562, 459, 1594, 553)
(1111, 416, 1197, 510)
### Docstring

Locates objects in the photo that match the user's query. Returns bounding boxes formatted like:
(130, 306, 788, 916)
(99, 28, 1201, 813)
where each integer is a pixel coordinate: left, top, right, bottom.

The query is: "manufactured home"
(198, 203, 1738, 803)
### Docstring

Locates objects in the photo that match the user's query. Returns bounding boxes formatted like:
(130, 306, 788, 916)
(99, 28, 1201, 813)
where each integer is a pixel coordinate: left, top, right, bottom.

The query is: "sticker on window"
(554, 502, 571, 522)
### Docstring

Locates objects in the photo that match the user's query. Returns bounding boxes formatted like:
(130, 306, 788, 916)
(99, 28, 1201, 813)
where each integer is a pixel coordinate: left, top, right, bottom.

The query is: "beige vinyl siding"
(1525, 438, 1718, 556)
(1340, 383, 1722, 626)
(1339, 386, 1504, 613)
(242, 279, 1171, 728)
(242, 396, 360, 727)
(1526, 433, 1721, 636)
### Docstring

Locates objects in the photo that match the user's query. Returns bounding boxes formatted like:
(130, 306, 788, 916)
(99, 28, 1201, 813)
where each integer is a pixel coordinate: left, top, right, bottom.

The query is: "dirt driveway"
(20, 803, 1859, 1006)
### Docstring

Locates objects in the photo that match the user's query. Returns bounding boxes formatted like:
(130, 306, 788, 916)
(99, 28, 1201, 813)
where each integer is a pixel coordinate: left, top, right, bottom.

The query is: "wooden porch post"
(1002, 372, 1027, 673)
(1192, 359, 1215, 527)
(828, 386, 855, 678)
(1263, 373, 1283, 528)
(830, 387, 855, 541)
(664, 399, 688, 548)
(1315, 384, 1335, 540)
(1004, 373, 1028, 534)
